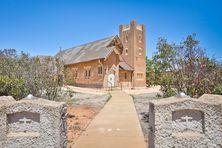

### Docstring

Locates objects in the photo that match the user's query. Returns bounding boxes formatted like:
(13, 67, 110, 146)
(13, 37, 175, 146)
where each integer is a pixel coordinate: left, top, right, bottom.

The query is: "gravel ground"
(59, 87, 111, 107)
(68, 92, 111, 107)
(132, 92, 162, 143)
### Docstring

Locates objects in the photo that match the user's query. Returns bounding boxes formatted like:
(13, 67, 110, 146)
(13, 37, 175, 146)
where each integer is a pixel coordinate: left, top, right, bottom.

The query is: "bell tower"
(119, 20, 146, 87)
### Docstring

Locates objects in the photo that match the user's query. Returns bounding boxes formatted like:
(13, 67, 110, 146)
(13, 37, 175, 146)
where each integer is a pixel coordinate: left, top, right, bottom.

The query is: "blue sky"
(0, 0, 221, 59)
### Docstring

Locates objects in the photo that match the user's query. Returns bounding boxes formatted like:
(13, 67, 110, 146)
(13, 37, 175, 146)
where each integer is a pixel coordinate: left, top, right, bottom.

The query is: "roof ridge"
(64, 35, 116, 52)
(57, 35, 122, 65)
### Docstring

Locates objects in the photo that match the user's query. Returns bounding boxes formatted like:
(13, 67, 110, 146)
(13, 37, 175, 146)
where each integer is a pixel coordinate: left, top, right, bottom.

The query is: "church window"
(84, 67, 91, 79)
(137, 73, 143, 80)
(125, 33, 129, 42)
(98, 66, 103, 75)
(125, 48, 128, 55)
(124, 72, 127, 80)
(139, 48, 142, 55)
(73, 69, 78, 79)
(138, 33, 142, 43)
(88, 69, 91, 77)
(85, 70, 87, 79)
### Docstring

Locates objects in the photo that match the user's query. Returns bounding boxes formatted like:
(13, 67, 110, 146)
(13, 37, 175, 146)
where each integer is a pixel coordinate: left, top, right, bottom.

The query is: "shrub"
(64, 67, 76, 86)
(0, 49, 65, 101)
(163, 88, 177, 98)
(213, 84, 222, 95)
(156, 93, 162, 98)
(0, 75, 27, 100)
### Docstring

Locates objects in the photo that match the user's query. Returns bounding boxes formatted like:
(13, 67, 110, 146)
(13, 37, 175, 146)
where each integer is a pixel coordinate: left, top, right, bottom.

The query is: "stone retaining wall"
(148, 94, 222, 148)
(0, 96, 67, 148)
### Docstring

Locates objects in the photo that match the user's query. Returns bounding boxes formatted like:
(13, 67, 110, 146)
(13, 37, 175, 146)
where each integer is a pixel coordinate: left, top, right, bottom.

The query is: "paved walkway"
(72, 91, 147, 148)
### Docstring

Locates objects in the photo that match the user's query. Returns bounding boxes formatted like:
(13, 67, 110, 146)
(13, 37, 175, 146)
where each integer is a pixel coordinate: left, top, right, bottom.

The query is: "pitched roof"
(119, 61, 134, 71)
(56, 36, 117, 65)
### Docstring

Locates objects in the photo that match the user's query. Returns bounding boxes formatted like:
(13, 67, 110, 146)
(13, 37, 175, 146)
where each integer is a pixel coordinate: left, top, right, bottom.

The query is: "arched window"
(124, 72, 127, 80)
(84, 67, 91, 79)
(73, 68, 78, 78)
(98, 65, 103, 74)
(139, 48, 142, 56)
(125, 48, 128, 55)
(138, 33, 142, 43)
(125, 33, 129, 42)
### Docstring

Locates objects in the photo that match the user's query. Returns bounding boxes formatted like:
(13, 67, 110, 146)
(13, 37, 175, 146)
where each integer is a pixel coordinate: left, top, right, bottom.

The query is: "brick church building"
(57, 20, 146, 89)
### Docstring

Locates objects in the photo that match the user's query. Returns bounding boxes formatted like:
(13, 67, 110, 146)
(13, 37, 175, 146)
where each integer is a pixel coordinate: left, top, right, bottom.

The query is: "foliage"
(147, 34, 222, 98)
(0, 75, 27, 100)
(162, 88, 177, 98)
(64, 67, 76, 85)
(146, 58, 160, 86)
(0, 49, 64, 100)
(156, 93, 162, 98)
(213, 84, 222, 95)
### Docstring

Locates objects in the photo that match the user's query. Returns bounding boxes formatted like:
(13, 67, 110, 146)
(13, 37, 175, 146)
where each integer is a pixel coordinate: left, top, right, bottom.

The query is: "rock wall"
(0, 96, 67, 148)
(148, 94, 222, 148)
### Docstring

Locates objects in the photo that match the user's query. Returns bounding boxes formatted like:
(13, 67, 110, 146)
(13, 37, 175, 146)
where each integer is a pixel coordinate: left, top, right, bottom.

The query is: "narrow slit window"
(139, 48, 142, 56)
(125, 48, 128, 55)
(84, 67, 91, 79)
(137, 73, 143, 79)
(98, 66, 103, 74)
(124, 72, 127, 79)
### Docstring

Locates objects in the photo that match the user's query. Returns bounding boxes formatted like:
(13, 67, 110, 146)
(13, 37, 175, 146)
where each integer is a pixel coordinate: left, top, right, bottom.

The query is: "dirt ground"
(64, 91, 110, 148)
(67, 105, 102, 148)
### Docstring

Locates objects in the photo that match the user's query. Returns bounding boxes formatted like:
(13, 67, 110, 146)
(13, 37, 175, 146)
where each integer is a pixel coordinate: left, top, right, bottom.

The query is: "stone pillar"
(148, 95, 222, 148)
(0, 96, 67, 148)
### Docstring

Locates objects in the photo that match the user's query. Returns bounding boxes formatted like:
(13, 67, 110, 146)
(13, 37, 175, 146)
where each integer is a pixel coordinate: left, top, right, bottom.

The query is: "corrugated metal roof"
(56, 36, 117, 65)
(119, 61, 134, 71)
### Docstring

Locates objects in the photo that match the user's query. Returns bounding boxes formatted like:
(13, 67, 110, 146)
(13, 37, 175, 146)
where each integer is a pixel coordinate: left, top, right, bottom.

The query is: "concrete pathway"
(72, 91, 147, 148)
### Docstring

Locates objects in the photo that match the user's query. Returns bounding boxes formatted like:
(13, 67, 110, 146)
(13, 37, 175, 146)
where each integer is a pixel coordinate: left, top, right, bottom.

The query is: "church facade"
(57, 20, 146, 88)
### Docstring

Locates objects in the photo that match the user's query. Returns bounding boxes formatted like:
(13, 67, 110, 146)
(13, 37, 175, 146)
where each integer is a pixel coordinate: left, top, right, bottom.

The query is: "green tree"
(0, 75, 27, 100)
(152, 38, 177, 97)
(0, 49, 64, 100)
(147, 34, 222, 98)
(146, 58, 156, 86)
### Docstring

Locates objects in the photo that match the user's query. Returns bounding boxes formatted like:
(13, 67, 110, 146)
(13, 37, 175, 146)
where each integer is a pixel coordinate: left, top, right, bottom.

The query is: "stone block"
(148, 94, 222, 148)
(0, 96, 67, 148)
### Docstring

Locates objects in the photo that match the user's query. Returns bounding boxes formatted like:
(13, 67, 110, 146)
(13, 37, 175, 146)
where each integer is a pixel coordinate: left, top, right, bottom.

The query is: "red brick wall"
(64, 50, 121, 88)
(119, 20, 146, 87)
(64, 60, 104, 88)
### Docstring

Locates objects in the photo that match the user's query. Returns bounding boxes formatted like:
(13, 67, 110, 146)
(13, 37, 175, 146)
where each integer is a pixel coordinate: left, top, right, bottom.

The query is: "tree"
(146, 58, 157, 86)
(0, 49, 64, 100)
(152, 38, 177, 97)
(148, 34, 222, 98)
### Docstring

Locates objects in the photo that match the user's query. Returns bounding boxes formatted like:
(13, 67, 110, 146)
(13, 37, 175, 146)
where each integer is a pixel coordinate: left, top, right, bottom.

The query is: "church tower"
(119, 20, 146, 87)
